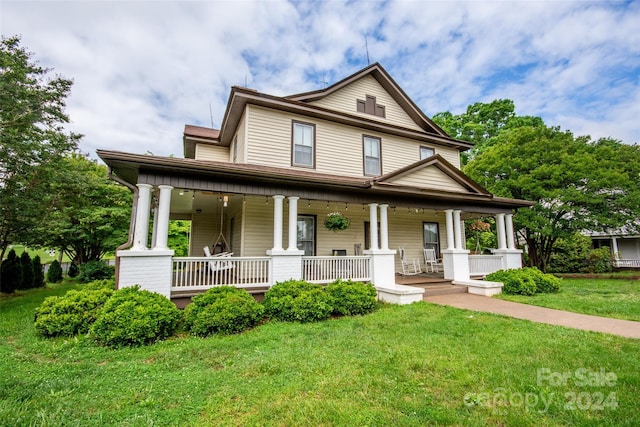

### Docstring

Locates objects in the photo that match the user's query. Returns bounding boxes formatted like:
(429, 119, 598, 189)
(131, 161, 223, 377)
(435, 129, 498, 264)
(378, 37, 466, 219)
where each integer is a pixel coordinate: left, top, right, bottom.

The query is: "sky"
(2, 0, 639, 158)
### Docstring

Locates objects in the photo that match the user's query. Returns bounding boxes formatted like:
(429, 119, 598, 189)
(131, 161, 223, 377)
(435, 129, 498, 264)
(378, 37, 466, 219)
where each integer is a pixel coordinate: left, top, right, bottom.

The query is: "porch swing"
(210, 195, 231, 255)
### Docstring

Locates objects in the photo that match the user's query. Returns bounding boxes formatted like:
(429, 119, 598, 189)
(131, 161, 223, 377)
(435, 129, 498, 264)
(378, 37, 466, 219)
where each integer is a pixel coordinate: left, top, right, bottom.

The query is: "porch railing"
(615, 259, 640, 268)
(302, 256, 371, 284)
(469, 255, 504, 276)
(172, 257, 271, 292)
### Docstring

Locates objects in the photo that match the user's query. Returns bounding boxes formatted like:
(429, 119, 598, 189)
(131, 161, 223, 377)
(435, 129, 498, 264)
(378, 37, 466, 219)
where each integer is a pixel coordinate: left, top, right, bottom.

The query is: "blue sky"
(2, 0, 639, 157)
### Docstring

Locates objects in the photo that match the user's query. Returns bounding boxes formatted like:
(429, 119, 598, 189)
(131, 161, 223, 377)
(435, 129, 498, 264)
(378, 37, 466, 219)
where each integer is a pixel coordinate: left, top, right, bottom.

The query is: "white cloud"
(2, 0, 638, 158)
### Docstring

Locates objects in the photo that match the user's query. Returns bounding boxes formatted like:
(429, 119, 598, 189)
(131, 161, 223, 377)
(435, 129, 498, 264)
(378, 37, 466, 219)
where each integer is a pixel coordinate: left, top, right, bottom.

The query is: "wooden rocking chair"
(399, 247, 422, 275)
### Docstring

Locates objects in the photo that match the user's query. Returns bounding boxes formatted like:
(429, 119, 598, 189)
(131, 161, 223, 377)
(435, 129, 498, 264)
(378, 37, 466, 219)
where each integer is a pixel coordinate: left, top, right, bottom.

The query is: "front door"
(297, 215, 316, 256)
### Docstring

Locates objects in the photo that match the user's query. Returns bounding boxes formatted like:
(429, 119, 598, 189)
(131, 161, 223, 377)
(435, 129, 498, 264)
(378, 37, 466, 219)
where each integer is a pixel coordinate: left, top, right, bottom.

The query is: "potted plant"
(324, 212, 350, 232)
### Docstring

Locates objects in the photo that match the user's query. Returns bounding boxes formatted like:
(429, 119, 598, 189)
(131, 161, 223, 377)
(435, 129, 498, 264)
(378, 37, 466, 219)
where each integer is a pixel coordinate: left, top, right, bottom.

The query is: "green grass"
(1, 285, 639, 426)
(497, 277, 640, 322)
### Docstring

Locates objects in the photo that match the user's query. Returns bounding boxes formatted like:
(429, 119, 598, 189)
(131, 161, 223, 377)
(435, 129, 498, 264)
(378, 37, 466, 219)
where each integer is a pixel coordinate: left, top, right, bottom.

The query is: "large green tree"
(0, 36, 80, 261)
(39, 154, 131, 264)
(464, 125, 640, 271)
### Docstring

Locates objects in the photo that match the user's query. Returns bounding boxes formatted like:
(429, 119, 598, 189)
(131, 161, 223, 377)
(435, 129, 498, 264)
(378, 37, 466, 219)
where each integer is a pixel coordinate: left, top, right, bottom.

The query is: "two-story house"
(98, 63, 533, 304)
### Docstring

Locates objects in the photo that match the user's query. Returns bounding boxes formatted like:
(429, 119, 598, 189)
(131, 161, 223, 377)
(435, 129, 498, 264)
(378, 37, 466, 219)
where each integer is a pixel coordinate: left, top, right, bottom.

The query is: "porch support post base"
(442, 249, 471, 281)
(364, 249, 396, 286)
(116, 249, 174, 298)
(491, 249, 524, 270)
(453, 279, 503, 296)
(376, 284, 425, 305)
(267, 250, 304, 285)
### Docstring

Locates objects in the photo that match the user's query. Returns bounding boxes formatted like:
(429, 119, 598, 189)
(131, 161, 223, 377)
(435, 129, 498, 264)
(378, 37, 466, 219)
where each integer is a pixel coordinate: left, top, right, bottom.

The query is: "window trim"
(419, 145, 434, 160)
(423, 221, 440, 256)
(291, 120, 316, 168)
(362, 135, 382, 176)
(297, 214, 317, 256)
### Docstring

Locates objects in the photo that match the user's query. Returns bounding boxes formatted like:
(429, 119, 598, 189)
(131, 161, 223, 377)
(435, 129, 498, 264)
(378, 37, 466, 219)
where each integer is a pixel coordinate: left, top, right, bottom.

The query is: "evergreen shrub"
(263, 279, 332, 323)
(91, 286, 181, 347)
(34, 284, 115, 337)
(325, 279, 377, 316)
(1, 249, 22, 293)
(77, 260, 114, 283)
(46, 260, 63, 283)
(67, 262, 79, 278)
(184, 286, 264, 337)
(32, 255, 45, 288)
(486, 267, 560, 295)
(19, 251, 34, 290)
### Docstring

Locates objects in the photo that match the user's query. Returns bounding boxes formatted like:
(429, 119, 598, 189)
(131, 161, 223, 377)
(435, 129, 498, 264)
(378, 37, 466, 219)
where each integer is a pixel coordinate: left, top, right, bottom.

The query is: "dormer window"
(357, 95, 385, 118)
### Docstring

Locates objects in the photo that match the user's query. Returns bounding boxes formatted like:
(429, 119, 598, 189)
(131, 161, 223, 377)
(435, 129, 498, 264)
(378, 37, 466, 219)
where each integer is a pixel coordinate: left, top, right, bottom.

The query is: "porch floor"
(394, 273, 468, 297)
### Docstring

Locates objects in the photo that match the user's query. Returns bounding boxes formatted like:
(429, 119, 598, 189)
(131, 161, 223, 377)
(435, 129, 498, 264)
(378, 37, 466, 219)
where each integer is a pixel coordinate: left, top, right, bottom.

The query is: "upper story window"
(363, 135, 382, 176)
(420, 146, 434, 160)
(292, 121, 315, 167)
(357, 95, 385, 118)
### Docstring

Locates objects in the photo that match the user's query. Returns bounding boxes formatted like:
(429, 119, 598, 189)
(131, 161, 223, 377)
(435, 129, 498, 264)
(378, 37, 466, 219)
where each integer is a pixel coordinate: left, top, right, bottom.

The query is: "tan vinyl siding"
(234, 110, 247, 163)
(308, 75, 424, 132)
(246, 105, 461, 176)
(242, 197, 274, 256)
(189, 212, 220, 257)
(195, 144, 230, 162)
(387, 211, 446, 273)
(390, 167, 469, 193)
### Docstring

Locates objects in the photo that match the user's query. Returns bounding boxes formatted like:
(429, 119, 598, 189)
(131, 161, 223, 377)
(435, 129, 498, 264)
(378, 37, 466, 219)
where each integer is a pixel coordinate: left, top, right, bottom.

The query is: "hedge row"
(34, 279, 379, 347)
(486, 267, 561, 295)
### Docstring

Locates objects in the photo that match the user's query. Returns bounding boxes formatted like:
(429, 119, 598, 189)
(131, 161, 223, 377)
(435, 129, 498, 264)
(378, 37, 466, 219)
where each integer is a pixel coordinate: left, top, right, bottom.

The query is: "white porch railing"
(302, 256, 371, 284)
(172, 257, 271, 292)
(615, 259, 640, 268)
(469, 255, 505, 276)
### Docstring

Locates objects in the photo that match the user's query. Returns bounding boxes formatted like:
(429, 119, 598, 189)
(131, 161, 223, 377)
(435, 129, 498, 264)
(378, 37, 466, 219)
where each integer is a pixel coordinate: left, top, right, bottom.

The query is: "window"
(423, 222, 440, 255)
(292, 121, 315, 167)
(363, 135, 381, 176)
(420, 146, 434, 160)
(297, 215, 316, 256)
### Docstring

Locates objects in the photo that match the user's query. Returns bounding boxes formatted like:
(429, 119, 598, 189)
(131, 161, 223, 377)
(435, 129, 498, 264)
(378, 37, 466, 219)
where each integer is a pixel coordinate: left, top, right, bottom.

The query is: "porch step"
(406, 282, 468, 297)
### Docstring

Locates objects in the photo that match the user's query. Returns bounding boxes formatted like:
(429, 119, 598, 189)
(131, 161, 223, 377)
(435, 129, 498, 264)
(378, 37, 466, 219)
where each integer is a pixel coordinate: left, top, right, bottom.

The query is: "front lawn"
(497, 276, 640, 322)
(1, 284, 638, 426)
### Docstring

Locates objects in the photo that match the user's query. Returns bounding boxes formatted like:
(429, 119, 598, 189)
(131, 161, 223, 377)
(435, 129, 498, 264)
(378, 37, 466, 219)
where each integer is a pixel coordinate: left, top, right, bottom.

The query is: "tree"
(19, 250, 34, 290)
(464, 125, 640, 271)
(46, 260, 62, 283)
(168, 220, 191, 256)
(0, 249, 21, 293)
(38, 154, 131, 264)
(32, 255, 44, 288)
(0, 36, 80, 262)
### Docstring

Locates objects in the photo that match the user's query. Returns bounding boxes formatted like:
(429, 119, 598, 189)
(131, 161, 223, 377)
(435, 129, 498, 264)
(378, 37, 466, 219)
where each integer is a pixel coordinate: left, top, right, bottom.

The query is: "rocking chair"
(399, 247, 422, 275)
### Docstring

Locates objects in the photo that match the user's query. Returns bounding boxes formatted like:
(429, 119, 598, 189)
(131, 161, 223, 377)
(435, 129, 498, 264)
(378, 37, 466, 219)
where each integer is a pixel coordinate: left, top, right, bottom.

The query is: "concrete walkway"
(424, 293, 640, 339)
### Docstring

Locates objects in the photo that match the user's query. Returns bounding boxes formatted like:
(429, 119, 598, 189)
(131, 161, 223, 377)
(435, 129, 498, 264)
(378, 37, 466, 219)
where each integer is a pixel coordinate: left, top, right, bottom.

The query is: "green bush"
(263, 280, 332, 323)
(184, 286, 264, 337)
(19, 251, 34, 290)
(32, 255, 45, 288)
(67, 262, 79, 278)
(325, 279, 377, 316)
(91, 286, 181, 347)
(549, 233, 613, 273)
(34, 285, 115, 337)
(83, 279, 115, 290)
(46, 260, 63, 283)
(1, 249, 22, 293)
(486, 267, 560, 295)
(587, 247, 613, 273)
(77, 260, 115, 283)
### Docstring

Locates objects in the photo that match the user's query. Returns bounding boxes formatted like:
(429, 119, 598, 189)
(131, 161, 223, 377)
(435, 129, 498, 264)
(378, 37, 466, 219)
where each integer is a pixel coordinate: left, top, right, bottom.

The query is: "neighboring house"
(98, 63, 533, 304)
(588, 227, 640, 268)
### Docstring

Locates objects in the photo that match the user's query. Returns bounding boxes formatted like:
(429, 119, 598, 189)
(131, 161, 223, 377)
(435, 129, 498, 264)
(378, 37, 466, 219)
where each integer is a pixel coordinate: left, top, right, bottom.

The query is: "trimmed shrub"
(83, 279, 115, 290)
(486, 267, 560, 295)
(46, 260, 63, 283)
(184, 286, 264, 337)
(34, 285, 115, 337)
(549, 233, 613, 274)
(32, 255, 45, 288)
(1, 249, 22, 293)
(91, 286, 181, 347)
(586, 247, 613, 274)
(67, 262, 79, 278)
(325, 279, 377, 316)
(77, 260, 114, 283)
(19, 251, 34, 290)
(263, 279, 332, 323)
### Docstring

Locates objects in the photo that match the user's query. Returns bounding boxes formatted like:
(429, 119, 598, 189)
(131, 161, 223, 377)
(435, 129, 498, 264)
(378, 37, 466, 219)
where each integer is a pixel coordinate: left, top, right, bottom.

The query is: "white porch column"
(287, 196, 299, 251)
(611, 237, 620, 259)
(151, 206, 159, 249)
(496, 213, 507, 250)
(505, 213, 515, 250)
(453, 210, 463, 250)
(368, 203, 379, 250)
(132, 183, 152, 250)
(154, 185, 173, 250)
(379, 204, 389, 250)
(445, 209, 455, 250)
(271, 195, 284, 252)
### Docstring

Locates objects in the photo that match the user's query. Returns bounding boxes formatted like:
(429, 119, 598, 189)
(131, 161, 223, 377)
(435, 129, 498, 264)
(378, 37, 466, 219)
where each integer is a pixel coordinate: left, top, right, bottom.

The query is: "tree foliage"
(464, 125, 640, 271)
(38, 154, 131, 264)
(0, 36, 80, 262)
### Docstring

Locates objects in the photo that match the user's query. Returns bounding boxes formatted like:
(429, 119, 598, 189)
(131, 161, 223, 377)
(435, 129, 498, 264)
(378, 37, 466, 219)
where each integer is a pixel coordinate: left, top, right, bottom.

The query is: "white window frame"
(292, 121, 315, 168)
(420, 146, 434, 160)
(363, 135, 381, 176)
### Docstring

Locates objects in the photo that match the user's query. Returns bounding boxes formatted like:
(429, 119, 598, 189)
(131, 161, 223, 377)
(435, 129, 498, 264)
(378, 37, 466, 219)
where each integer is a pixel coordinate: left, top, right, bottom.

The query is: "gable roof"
(286, 62, 448, 137)
(374, 154, 491, 196)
